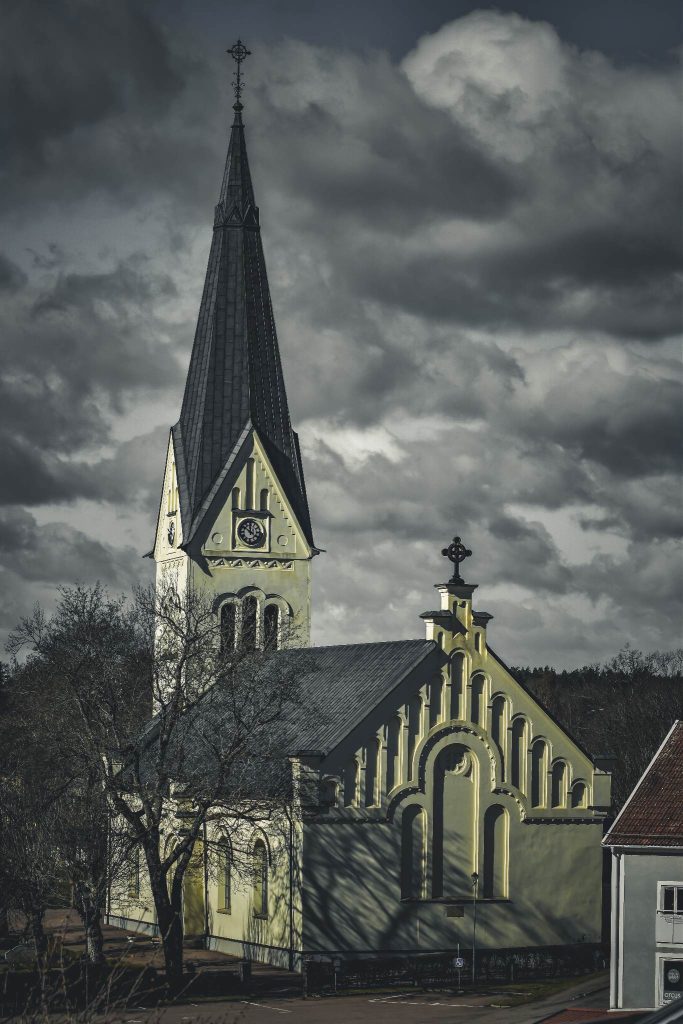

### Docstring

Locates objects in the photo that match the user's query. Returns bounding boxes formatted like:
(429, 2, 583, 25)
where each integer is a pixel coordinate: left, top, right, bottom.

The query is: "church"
(107, 47, 612, 970)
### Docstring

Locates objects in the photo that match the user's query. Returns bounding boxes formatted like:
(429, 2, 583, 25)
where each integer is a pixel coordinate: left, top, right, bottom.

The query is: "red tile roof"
(604, 720, 683, 848)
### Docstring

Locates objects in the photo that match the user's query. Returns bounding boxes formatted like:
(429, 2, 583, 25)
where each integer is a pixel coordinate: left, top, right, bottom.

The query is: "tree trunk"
(156, 902, 184, 995)
(29, 907, 47, 961)
(73, 883, 105, 965)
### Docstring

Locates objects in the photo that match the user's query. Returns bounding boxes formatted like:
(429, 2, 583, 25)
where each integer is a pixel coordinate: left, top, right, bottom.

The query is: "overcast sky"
(1, 0, 681, 668)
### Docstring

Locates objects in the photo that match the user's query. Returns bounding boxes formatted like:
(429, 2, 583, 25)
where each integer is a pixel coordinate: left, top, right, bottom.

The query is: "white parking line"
(240, 1002, 292, 1014)
(368, 998, 482, 1007)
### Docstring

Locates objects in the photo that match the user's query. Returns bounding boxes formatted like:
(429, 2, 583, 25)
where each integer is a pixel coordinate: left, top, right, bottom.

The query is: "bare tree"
(9, 583, 312, 992)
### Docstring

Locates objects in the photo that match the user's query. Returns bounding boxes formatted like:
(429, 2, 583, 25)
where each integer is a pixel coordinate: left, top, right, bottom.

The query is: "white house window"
(662, 886, 683, 914)
(657, 883, 683, 946)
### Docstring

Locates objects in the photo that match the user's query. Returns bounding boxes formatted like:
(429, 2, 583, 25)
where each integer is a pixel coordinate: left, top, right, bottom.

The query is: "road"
(94, 974, 610, 1024)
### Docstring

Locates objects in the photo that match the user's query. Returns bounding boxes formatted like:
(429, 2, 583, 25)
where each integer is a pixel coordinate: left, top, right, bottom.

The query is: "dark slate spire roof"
(172, 106, 313, 546)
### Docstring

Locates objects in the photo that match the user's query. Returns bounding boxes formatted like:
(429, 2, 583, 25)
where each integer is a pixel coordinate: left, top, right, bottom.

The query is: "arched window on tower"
(401, 806, 427, 900)
(252, 839, 268, 918)
(221, 603, 236, 654)
(259, 488, 270, 511)
(551, 761, 567, 808)
(242, 596, 258, 650)
(531, 739, 548, 808)
(483, 805, 509, 898)
(264, 605, 279, 650)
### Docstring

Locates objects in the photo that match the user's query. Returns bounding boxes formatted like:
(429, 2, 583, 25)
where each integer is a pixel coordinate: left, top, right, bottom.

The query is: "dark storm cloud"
(0, 507, 142, 586)
(0, 0, 217, 216)
(0, 254, 184, 504)
(0, 4, 680, 665)
(0, 253, 26, 292)
(254, 47, 522, 232)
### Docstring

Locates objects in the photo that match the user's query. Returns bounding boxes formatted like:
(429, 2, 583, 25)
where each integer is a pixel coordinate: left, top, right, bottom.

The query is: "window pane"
(221, 604, 236, 653)
(242, 597, 258, 650)
(676, 887, 683, 914)
(264, 605, 279, 650)
(663, 886, 675, 912)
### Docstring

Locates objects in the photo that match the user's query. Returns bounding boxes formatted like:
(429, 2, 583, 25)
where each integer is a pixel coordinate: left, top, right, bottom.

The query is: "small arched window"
(259, 488, 270, 511)
(450, 652, 466, 720)
(429, 678, 443, 729)
(491, 695, 507, 777)
(221, 603, 236, 654)
(264, 605, 279, 650)
(471, 674, 486, 726)
(483, 805, 509, 898)
(571, 781, 587, 809)
(128, 847, 141, 899)
(531, 739, 548, 808)
(252, 839, 268, 918)
(365, 737, 381, 807)
(511, 718, 527, 792)
(406, 697, 422, 782)
(386, 717, 402, 793)
(242, 596, 258, 650)
(401, 806, 427, 900)
(551, 761, 567, 808)
(218, 839, 231, 913)
(231, 486, 241, 509)
(344, 758, 360, 807)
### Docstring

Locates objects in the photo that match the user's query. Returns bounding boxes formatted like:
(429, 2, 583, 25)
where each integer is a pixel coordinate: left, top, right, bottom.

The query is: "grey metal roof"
(173, 109, 313, 546)
(279, 639, 440, 754)
(131, 639, 440, 791)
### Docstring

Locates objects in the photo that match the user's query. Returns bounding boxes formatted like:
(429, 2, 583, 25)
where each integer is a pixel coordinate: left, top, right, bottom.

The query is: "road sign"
(454, 956, 465, 968)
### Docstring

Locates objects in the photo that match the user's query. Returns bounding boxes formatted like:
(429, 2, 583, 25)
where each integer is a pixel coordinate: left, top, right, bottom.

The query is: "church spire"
(172, 43, 313, 547)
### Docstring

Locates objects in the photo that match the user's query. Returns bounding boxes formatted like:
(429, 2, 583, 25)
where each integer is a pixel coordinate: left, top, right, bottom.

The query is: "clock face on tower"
(237, 517, 266, 548)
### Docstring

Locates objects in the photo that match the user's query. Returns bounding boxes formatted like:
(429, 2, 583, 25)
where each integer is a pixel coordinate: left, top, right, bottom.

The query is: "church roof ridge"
(173, 89, 313, 546)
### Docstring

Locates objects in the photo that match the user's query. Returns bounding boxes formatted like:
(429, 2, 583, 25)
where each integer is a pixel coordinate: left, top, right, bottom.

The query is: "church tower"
(152, 43, 316, 649)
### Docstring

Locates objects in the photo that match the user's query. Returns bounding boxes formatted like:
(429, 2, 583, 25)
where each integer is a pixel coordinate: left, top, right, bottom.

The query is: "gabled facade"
(109, 65, 612, 972)
(604, 721, 683, 1011)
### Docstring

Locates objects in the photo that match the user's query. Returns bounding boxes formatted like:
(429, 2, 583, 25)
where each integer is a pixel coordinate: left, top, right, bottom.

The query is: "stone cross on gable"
(441, 535, 472, 583)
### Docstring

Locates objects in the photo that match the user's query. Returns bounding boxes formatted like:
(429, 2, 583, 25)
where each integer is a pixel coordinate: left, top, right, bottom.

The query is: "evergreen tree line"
(512, 647, 683, 811)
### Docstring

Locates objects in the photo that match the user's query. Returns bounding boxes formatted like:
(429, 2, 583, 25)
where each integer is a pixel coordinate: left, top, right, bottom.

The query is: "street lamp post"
(471, 871, 479, 985)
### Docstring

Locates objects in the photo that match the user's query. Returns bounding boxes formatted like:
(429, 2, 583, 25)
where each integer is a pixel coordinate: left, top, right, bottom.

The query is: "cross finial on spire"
(441, 535, 472, 583)
(227, 39, 251, 112)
